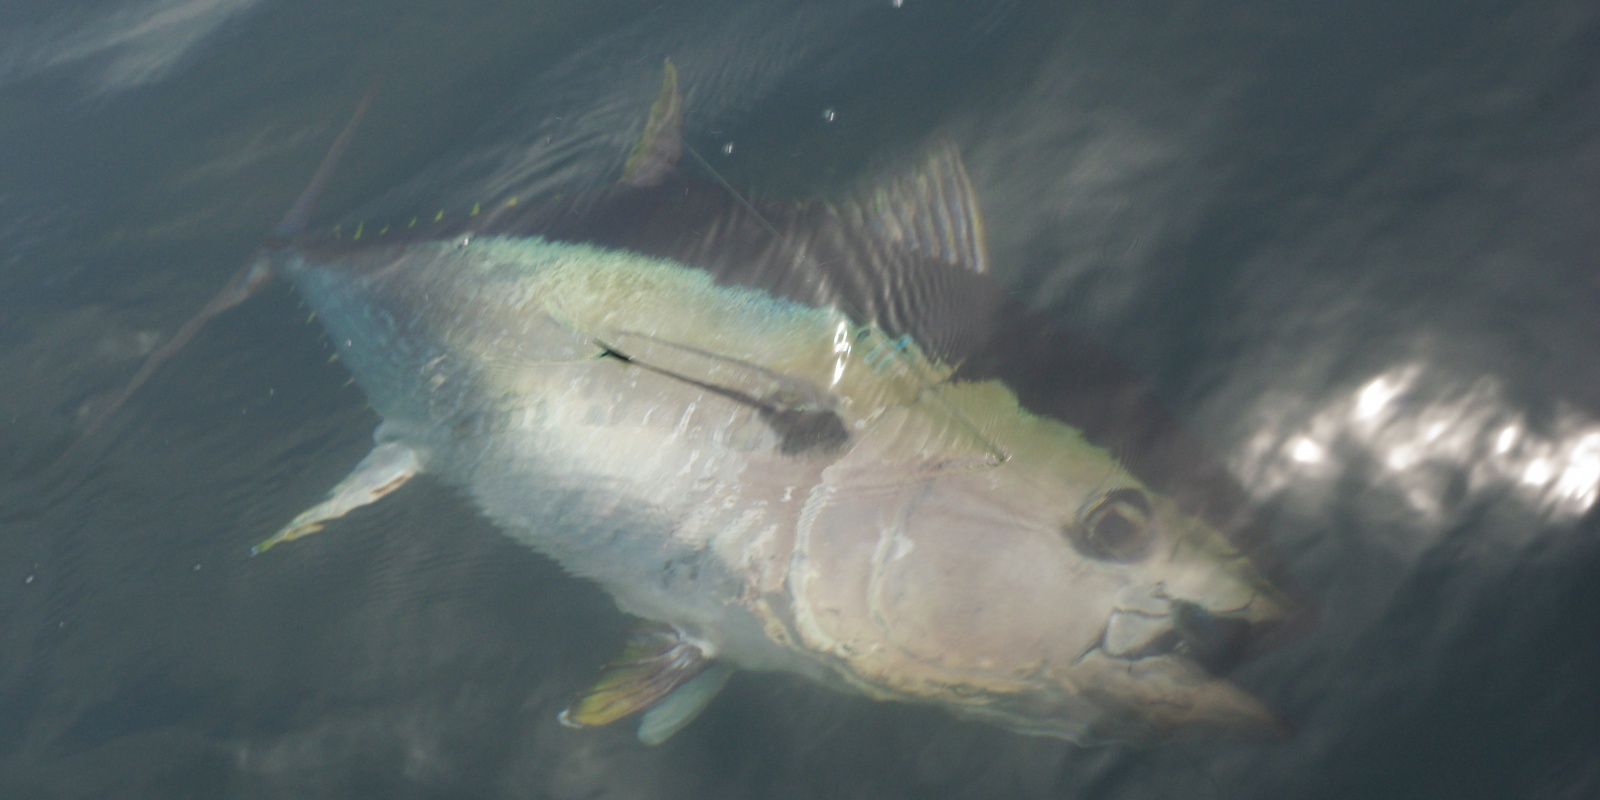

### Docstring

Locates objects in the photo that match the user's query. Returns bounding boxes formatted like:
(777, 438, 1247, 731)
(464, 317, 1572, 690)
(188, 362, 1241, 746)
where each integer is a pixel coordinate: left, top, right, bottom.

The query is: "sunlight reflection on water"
(1243, 362, 1600, 536)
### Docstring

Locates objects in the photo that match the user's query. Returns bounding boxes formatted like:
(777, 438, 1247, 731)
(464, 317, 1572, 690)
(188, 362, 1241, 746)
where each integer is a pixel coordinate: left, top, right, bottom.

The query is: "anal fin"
(559, 623, 714, 732)
(251, 440, 421, 556)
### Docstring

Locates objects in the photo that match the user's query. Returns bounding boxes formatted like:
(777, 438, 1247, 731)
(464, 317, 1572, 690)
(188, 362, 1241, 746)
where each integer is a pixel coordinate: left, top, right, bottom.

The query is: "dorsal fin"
(488, 139, 1002, 366)
(837, 140, 990, 275)
(619, 60, 684, 188)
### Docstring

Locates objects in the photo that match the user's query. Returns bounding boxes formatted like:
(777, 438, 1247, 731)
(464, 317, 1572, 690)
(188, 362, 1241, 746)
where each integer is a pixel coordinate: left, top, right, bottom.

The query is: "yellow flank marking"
(471, 202, 481, 216)
(434, 210, 445, 222)
(328, 354, 340, 363)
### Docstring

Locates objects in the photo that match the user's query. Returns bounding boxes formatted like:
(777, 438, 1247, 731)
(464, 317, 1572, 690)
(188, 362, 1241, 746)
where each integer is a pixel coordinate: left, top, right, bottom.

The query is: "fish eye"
(1066, 487, 1155, 562)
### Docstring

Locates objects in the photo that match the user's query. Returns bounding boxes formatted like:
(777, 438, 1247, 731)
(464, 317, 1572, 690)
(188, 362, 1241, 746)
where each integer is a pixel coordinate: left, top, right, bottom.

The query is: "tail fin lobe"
(275, 80, 378, 237)
(58, 84, 377, 465)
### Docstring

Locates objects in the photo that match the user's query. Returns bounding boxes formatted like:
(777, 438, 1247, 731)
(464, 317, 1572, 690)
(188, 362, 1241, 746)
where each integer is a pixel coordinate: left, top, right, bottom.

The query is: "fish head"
(785, 380, 1294, 743)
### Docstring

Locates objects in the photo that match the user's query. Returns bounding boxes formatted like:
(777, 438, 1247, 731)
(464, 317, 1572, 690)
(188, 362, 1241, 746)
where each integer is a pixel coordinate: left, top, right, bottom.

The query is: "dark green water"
(2, 1, 1597, 797)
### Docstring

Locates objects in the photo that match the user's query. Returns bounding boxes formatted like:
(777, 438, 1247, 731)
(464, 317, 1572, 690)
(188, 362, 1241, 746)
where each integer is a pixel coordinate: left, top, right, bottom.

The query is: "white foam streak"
(0, 0, 262, 94)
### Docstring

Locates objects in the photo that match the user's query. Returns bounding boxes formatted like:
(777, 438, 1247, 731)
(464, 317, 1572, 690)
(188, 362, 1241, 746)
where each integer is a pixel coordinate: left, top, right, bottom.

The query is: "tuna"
(98, 63, 1298, 745)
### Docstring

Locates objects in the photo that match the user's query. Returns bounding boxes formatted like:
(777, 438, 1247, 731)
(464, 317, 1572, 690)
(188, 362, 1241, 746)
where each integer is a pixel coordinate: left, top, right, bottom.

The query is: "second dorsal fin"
(620, 60, 685, 188)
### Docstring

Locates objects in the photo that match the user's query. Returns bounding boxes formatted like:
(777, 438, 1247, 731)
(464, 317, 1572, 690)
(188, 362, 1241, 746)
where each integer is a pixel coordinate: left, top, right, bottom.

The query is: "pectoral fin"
(251, 440, 421, 555)
(598, 333, 849, 455)
(637, 664, 733, 745)
(602, 331, 833, 411)
(559, 624, 714, 731)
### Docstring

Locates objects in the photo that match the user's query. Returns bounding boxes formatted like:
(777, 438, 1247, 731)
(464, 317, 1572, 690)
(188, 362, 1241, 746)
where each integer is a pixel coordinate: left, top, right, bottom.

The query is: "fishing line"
(683, 143, 785, 243)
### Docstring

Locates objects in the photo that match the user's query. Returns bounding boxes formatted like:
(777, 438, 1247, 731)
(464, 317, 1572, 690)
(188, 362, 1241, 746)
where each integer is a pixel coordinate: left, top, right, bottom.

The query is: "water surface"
(2, 1, 1597, 797)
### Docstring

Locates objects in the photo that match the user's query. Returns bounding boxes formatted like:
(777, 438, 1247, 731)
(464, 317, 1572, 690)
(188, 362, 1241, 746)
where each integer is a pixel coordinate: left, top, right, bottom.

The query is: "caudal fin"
(57, 83, 378, 466)
(274, 81, 377, 237)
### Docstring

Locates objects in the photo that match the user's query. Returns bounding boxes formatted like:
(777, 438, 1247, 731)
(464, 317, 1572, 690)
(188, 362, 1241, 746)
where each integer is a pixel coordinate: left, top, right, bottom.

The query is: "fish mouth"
(1095, 587, 1291, 677)
(1057, 592, 1295, 739)
(1126, 601, 1275, 676)
(944, 602, 1289, 744)
(890, 595, 1297, 744)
